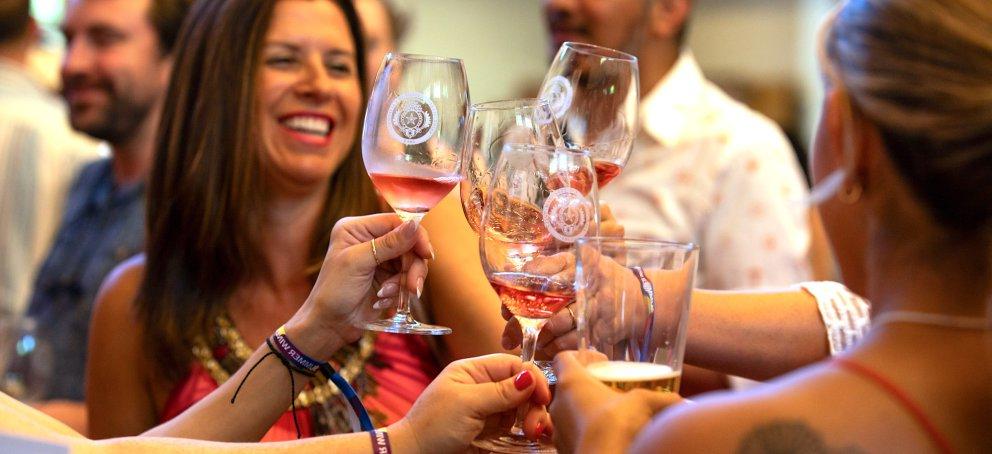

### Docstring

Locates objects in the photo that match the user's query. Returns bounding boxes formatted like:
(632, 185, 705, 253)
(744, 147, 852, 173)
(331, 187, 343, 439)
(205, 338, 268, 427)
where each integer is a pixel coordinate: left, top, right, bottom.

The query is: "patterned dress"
(158, 314, 438, 440)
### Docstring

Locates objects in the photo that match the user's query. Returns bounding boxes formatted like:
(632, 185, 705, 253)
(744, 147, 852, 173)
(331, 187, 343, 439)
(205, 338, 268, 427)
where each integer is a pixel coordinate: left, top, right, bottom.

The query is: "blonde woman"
(552, 0, 992, 452)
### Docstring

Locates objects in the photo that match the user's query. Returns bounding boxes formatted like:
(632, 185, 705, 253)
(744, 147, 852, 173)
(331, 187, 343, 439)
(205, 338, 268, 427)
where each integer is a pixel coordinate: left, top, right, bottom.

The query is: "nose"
(294, 56, 334, 104)
(544, 0, 577, 15)
(61, 37, 94, 82)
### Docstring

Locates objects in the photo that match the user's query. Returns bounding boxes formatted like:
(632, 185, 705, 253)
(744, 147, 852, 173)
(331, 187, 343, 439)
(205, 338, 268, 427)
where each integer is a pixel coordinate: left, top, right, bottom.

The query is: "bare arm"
(508, 286, 831, 381)
(683, 289, 830, 380)
(421, 193, 506, 361)
(86, 256, 160, 439)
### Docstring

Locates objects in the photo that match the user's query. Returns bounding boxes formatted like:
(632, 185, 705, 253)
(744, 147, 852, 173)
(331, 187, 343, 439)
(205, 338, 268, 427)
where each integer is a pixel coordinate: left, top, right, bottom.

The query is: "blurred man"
(543, 0, 810, 291)
(24, 0, 192, 431)
(542, 0, 812, 392)
(355, 0, 408, 87)
(0, 0, 98, 317)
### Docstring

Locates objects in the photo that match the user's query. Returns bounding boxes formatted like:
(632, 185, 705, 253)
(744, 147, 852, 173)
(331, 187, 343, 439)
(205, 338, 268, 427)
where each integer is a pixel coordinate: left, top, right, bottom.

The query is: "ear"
(821, 87, 848, 171)
(647, 0, 690, 41)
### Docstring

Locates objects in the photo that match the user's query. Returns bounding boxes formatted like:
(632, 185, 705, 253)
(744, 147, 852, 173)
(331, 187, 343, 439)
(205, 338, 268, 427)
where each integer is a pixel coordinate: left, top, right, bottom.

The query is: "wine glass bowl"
(361, 53, 469, 335)
(461, 99, 561, 233)
(540, 42, 639, 189)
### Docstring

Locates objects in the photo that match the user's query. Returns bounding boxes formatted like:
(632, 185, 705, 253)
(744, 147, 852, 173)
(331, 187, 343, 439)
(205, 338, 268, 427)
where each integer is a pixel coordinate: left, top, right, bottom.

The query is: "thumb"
(366, 220, 419, 265)
(470, 369, 537, 417)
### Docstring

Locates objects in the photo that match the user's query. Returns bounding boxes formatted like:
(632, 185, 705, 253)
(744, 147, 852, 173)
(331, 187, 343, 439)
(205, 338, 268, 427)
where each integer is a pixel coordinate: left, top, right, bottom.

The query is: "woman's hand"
(285, 214, 433, 360)
(551, 351, 682, 454)
(393, 354, 553, 454)
(600, 203, 625, 238)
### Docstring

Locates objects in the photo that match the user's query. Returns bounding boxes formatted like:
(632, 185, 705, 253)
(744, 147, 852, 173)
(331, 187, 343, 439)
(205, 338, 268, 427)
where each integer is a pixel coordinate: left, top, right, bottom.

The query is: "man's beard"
(67, 84, 156, 145)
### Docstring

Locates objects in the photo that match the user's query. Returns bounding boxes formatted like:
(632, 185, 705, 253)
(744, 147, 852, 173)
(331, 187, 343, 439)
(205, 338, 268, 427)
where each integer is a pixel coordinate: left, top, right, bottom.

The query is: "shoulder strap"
(833, 357, 954, 454)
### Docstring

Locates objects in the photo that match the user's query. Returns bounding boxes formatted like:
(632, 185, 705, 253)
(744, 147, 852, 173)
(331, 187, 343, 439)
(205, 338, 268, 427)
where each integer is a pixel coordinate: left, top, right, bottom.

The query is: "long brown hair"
(139, 0, 377, 379)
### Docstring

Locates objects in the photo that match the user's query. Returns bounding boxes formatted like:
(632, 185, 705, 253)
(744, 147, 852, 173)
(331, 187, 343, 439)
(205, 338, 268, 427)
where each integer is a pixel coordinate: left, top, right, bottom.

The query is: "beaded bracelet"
(369, 429, 392, 454)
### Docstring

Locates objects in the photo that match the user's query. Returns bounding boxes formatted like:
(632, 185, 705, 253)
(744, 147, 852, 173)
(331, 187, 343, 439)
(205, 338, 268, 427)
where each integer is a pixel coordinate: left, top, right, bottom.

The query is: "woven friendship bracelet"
(629, 266, 656, 362)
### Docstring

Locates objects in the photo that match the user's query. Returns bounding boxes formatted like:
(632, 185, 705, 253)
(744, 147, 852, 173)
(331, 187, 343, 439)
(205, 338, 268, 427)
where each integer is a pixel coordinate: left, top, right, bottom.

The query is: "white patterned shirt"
(602, 52, 811, 290)
(0, 58, 100, 315)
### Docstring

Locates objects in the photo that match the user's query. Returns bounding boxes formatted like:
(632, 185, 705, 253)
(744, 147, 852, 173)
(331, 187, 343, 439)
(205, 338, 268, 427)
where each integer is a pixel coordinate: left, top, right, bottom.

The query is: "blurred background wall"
(29, 0, 836, 171)
(395, 0, 835, 171)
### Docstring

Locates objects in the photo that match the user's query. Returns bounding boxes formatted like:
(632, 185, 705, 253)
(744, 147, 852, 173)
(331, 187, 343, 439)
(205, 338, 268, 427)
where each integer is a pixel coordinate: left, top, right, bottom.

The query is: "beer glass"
(574, 237, 697, 393)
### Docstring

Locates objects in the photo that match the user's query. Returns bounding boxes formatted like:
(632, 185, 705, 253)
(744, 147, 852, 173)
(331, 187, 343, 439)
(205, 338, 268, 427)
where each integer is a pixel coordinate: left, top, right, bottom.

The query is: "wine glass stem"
(393, 254, 415, 320)
(517, 316, 546, 363)
(511, 316, 548, 437)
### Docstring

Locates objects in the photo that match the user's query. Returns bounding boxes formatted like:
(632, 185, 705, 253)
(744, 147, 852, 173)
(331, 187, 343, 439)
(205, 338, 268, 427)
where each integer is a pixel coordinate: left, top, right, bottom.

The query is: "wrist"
(282, 314, 345, 363)
(385, 420, 423, 454)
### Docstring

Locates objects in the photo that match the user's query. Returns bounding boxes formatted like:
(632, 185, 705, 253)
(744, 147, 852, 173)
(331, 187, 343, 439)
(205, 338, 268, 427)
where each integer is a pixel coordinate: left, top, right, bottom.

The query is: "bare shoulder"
(631, 364, 871, 453)
(93, 254, 146, 322)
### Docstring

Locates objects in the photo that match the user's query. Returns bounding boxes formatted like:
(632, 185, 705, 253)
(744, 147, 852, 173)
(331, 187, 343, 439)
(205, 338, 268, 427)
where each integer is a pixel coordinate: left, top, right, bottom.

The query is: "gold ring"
(371, 238, 382, 266)
(565, 304, 577, 330)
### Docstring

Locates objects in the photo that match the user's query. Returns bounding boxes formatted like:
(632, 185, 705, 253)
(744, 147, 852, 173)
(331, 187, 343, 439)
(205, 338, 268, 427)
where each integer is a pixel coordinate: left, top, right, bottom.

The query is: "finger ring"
(565, 304, 577, 330)
(371, 238, 382, 266)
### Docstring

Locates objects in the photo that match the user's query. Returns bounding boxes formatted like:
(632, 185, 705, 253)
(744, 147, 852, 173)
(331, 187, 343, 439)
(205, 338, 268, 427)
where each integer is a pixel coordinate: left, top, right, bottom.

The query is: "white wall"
(397, 0, 551, 104)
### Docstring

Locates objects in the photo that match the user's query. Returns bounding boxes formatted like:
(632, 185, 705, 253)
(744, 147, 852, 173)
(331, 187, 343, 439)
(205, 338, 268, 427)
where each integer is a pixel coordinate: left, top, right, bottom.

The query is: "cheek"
(809, 116, 835, 187)
(338, 82, 363, 131)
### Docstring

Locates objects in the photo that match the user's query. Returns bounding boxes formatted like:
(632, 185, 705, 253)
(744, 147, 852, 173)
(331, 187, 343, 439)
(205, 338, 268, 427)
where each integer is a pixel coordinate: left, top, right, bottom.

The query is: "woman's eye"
(265, 56, 297, 67)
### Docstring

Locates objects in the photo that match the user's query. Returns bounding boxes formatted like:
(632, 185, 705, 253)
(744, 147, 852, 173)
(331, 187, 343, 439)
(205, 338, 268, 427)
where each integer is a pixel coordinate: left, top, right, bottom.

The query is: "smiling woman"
(85, 0, 439, 441)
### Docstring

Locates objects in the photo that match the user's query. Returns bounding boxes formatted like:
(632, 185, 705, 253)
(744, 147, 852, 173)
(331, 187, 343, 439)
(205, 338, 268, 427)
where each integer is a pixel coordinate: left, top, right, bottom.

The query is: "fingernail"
(416, 277, 424, 298)
(513, 370, 533, 390)
(377, 283, 398, 298)
(429, 245, 436, 260)
(534, 423, 544, 440)
(372, 298, 392, 310)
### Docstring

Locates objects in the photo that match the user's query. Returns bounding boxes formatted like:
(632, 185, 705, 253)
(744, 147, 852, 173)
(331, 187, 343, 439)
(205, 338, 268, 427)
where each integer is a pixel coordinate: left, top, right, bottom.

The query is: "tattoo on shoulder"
(736, 420, 865, 454)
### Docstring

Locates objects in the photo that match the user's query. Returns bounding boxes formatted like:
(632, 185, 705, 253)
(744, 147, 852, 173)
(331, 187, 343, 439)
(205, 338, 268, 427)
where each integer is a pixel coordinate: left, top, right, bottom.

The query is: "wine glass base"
(471, 432, 556, 454)
(364, 314, 451, 335)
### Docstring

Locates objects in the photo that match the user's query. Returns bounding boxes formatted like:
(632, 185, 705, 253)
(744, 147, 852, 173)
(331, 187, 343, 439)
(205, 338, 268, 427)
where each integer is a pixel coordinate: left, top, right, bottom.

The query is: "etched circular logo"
(534, 103, 553, 126)
(543, 186, 593, 243)
(540, 76, 573, 120)
(387, 92, 439, 145)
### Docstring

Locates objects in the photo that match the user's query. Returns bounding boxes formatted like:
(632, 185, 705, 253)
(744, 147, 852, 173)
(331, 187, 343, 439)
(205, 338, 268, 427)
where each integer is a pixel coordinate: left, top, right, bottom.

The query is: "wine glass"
(539, 42, 639, 188)
(574, 237, 698, 393)
(362, 53, 468, 335)
(0, 316, 52, 402)
(461, 98, 562, 233)
(473, 144, 600, 453)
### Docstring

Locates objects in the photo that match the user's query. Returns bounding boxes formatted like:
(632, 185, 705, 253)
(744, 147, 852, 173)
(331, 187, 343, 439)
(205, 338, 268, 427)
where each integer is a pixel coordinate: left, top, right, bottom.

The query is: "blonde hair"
(826, 0, 992, 232)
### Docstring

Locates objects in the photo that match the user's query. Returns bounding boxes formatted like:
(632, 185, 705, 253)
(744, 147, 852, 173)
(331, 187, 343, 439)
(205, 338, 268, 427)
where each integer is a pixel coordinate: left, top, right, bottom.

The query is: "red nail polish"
(534, 422, 544, 439)
(514, 370, 533, 390)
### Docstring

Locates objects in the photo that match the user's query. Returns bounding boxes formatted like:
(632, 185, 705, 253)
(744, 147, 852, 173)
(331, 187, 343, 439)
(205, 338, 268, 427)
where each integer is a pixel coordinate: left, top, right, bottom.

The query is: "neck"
(109, 105, 162, 187)
(635, 40, 681, 98)
(866, 222, 991, 321)
(257, 185, 329, 291)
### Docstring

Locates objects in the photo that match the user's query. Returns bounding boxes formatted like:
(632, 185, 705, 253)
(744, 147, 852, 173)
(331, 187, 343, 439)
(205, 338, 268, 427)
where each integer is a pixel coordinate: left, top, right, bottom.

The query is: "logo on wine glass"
(387, 92, 439, 145)
(540, 76, 573, 120)
(543, 186, 593, 243)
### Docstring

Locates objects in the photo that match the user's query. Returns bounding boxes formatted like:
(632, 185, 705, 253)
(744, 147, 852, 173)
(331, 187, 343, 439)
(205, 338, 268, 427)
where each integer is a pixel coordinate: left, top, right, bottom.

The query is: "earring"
(838, 181, 862, 204)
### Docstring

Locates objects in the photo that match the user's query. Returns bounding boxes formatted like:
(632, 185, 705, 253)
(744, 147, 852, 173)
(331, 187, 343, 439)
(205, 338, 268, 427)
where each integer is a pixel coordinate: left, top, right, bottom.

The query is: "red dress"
(159, 332, 438, 441)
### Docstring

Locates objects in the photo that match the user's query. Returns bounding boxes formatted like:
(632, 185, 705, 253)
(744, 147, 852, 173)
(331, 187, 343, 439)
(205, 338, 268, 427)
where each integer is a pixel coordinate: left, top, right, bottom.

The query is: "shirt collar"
(639, 51, 707, 147)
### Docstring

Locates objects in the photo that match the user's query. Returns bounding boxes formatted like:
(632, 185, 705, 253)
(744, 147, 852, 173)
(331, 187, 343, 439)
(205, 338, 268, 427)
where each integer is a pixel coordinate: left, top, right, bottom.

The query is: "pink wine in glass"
(594, 160, 623, 188)
(370, 172, 460, 217)
(489, 272, 574, 319)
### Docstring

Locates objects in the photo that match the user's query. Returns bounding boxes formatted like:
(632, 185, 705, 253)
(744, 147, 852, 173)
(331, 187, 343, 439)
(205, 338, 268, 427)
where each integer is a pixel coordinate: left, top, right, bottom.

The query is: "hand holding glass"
(575, 238, 697, 393)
